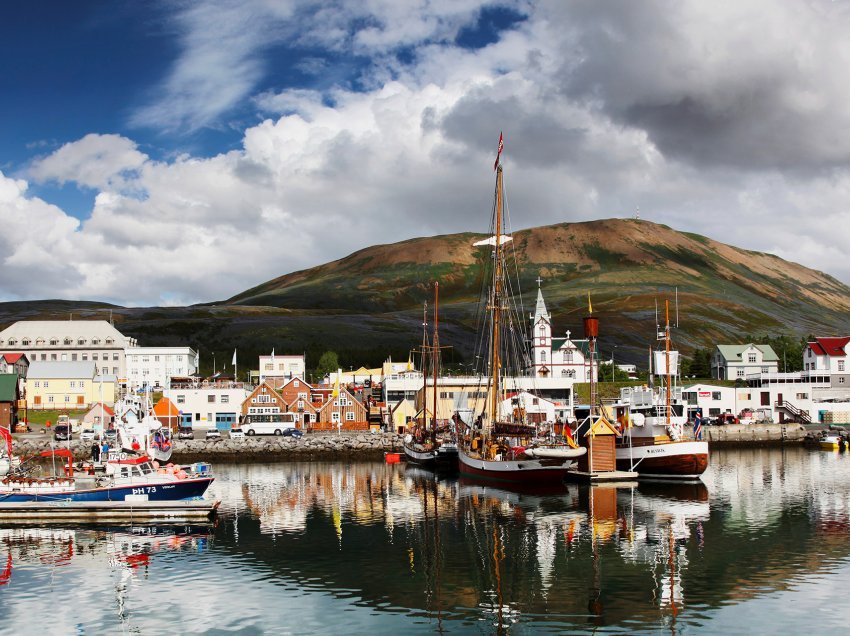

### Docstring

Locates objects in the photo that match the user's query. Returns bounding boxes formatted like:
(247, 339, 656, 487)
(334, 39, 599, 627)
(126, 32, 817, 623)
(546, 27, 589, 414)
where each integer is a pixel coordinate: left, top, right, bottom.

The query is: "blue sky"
(2, 0, 850, 306)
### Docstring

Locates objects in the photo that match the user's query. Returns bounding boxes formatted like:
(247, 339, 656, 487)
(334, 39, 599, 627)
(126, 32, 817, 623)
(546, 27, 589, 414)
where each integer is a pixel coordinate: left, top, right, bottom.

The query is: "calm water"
(1, 447, 850, 635)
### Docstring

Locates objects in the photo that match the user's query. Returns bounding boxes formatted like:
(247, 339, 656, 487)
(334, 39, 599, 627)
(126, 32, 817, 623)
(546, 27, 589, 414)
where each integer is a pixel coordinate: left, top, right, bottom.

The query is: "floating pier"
(0, 500, 220, 524)
(565, 469, 639, 484)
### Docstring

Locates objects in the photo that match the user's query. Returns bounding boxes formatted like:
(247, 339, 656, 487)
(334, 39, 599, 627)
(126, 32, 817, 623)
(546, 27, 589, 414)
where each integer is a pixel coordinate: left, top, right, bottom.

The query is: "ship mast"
(665, 300, 672, 427)
(432, 282, 440, 442)
(421, 300, 428, 429)
(488, 165, 505, 433)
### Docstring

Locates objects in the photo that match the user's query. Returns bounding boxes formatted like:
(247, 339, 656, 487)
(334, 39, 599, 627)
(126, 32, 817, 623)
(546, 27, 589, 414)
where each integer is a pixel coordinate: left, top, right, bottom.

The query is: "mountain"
(2, 218, 849, 370)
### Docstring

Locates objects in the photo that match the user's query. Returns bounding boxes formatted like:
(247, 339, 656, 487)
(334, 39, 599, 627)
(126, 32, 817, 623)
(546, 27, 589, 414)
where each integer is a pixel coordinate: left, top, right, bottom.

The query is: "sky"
(3, 0, 850, 307)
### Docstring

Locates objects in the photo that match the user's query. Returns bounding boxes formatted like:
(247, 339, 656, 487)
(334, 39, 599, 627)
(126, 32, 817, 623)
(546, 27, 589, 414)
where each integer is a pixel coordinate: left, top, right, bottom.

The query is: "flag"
(587, 292, 593, 315)
(332, 368, 340, 398)
(231, 349, 237, 366)
(407, 353, 413, 372)
(693, 411, 702, 440)
(270, 348, 274, 362)
(493, 132, 504, 170)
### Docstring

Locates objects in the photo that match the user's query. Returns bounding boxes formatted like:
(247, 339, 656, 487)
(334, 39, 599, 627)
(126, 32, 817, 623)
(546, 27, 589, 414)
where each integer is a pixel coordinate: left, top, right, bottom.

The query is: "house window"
(64, 338, 72, 345)
(34, 381, 40, 388)
(796, 393, 808, 400)
(154, 356, 160, 362)
(79, 381, 85, 389)
(748, 354, 756, 363)
(541, 351, 547, 363)
(112, 367, 118, 374)
(331, 412, 341, 423)
(294, 380, 300, 387)
(64, 396, 70, 403)
(207, 395, 215, 403)
(221, 395, 229, 403)
(712, 392, 721, 400)
(346, 411, 355, 421)
(50, 354, 57, 360)
(762, 367, 769, 373)
(93, 354, 99, 361)
(50, 339, 58, 345)
(61, 354, 67, 361)
(44, 381, 49, 388)
(841, 378, 846, 384)
(737, 369, 745, 377)
(78, 339, 85, 345)
(7, 339, 15, 346)
(22, 339, 30, 346)
(564, 350, 573, 362)
(48, 396, 54, 403)
(264, 364, 273, 371)
(176, 395, 185, 404)
(92, 339, 100, 345)
(82, 354, 88, 361)
(70, 381, 75, 389)
(840, 361, 846, 372)
(72, 354, 77, 361)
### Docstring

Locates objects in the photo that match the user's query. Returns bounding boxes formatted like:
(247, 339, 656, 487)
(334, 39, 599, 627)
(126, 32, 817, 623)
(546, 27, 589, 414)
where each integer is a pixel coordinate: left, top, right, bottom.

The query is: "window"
(78, 339, 85, 345)
(264, 364, 273, 371)
(331, 412, 341, 423)
(346, 411, 355, 421)
(113, 354, 118, 361)
(841, 378, 846, 384)
(48, 396, 54, 403)
(154, 356, 160, 362)
(540, 351, 547, 363)
(176, 395, 185, 404)
(712, 392, 721, 400)
(93, 354, 99, 361)
(112, 367, 118, 374)
(840, 361, 846, 372)
(65, 395, 70, 403)
(7, 339, 16, 346)
(762, 367, 770, 373)
(92, 339, 100, 345)
(564, 350, 573, 362)
(41, 354, 46, 360)
(21, 338, 30, 346)
(294, 380, 300, 387)
(105, 339, 113, 345)
(64, 338, 72, 345)
(44, 381, 49, 388)
(82, 354, 88, 361)
(79, 381, 85, 389)
(796, 393, 808, 400)
(50, 354, 57, 360)
(70, 381, 75, 389)
(207, 395, 215, 403)
(34, 381, 40, 388)
(221, 395, 229, 403)
(71, 353, 77, 361)
(439, 392, 454, 399)
(61, 354, 68, 361)
(748, 354, 757, 363)
(737, 369, 745, 377)
(50, 339, 58, 346)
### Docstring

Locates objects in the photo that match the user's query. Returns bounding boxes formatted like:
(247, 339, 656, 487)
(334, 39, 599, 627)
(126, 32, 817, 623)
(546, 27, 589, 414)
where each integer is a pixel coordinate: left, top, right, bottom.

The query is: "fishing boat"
(0, 448, 213, 503)
(456, 135, 585, 484)
(114, 395, 174, 463)
(818, 433, 844, 450)
(613, 302, 709, 479)
(0, 427, 19, 477)
(403, 283, 458, 469)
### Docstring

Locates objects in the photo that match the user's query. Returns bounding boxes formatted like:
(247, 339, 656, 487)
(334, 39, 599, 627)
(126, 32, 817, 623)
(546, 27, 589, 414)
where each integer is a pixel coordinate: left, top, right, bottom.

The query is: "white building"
(712, 344, 779, 380)
(258, 353, 305, 383)
(125, 346, 199, 390)
(803, 337, 850, 387)
(530, 285, 598, 382)
(0, 320, 136, 380)
(163, 385, 251, 431)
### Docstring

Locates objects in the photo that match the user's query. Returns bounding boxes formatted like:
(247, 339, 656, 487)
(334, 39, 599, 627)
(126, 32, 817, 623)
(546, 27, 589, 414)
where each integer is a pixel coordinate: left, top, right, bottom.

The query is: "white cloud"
(5, 0, 850, 306)
(28, 134, 148, 190)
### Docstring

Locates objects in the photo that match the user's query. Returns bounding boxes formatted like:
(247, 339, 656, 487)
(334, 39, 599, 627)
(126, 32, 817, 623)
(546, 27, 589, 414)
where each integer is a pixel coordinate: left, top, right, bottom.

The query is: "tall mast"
(489, 165, 504, 430)
(432, 282, 440, 438)
(421, 300, 428, 425)
(665, 300, 672, 426)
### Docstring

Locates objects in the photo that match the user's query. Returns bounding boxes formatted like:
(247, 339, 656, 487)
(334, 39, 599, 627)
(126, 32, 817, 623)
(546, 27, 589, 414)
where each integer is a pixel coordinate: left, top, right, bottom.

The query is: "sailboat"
(456, 135, 585, 484)
(613, 301, 709, 478)
(403, 282, 458, 468)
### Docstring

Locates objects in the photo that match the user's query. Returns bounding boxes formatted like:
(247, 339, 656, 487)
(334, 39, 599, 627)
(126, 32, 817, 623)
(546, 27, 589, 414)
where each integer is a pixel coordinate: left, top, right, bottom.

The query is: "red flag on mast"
(494, 132, 504, 170)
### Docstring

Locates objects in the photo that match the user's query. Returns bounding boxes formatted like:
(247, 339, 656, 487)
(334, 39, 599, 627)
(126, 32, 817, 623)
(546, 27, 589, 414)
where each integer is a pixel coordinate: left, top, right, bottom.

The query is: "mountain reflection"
(206, 448, 850, 631)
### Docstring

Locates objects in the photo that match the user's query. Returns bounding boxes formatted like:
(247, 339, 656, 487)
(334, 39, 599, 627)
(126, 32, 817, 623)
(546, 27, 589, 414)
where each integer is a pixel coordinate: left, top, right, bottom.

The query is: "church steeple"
(533, 276, 549, 323)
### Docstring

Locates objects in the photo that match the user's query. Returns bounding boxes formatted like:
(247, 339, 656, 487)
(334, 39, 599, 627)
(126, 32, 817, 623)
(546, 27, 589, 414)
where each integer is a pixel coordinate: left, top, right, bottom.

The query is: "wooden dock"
(0, 500, 220, 524)
(565, 469, 639, 484)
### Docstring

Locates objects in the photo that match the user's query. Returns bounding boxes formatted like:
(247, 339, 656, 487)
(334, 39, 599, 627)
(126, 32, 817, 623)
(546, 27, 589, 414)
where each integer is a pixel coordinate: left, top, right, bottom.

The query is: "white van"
(243, 413, 299, 436)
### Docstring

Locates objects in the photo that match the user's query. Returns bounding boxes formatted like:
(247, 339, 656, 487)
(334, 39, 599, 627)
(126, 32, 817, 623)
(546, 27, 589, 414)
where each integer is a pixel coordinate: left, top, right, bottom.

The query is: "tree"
(314, 351, 340, 381)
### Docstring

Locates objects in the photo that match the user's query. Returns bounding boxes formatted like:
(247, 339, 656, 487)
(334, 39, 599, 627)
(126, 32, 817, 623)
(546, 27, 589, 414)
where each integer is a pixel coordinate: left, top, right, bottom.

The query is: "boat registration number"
(132, 487, 157, 495)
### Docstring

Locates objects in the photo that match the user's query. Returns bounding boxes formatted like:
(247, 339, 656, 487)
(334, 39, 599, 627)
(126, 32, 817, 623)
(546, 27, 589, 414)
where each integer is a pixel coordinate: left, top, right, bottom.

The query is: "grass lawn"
(23, 409, 88, 426)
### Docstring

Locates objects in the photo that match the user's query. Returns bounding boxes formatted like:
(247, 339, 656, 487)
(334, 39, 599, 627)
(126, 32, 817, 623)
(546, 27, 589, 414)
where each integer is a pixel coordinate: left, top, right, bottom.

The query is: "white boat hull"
(458, 446, 584, 484)
(616, 440, 709, 479)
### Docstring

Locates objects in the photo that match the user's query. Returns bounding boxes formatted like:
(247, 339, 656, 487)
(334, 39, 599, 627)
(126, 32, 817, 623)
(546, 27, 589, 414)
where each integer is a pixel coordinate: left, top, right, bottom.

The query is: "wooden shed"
(577, 415, 621, 473)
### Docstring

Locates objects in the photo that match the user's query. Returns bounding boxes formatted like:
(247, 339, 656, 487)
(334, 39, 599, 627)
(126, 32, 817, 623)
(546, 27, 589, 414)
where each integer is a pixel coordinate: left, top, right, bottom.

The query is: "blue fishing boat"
(0, 449, 213, 503)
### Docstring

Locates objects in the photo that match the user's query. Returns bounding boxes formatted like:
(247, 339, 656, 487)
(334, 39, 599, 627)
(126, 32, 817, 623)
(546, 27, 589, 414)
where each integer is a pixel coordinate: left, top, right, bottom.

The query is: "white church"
(530, 284, 598, 383)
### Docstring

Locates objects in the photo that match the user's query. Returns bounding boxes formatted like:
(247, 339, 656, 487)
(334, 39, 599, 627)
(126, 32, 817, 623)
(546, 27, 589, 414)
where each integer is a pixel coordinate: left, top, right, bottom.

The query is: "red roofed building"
(804, 337, 850, 386)
(0, 353, 29, 378)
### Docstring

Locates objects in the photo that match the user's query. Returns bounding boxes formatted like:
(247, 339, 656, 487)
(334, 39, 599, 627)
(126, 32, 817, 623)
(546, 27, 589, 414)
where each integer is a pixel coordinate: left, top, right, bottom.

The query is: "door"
(215, 413, 237, 431)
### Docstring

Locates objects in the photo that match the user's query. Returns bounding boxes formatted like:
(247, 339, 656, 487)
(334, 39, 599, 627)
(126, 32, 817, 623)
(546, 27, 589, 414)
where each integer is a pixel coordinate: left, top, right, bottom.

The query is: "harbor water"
(1, 446, 849, 634)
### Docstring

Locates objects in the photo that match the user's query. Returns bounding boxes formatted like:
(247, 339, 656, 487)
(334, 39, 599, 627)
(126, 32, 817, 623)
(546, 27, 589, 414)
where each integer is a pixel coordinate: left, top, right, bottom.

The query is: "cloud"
(5, 0, 850, 307)
(28, 134, 148, 190)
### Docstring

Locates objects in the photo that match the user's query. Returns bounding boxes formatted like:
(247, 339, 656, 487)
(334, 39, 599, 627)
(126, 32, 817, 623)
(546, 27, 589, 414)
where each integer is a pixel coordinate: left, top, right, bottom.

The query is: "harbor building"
(530, 286, 598, 382)
(26, 361, 117, 410)
(258, 353, 305, 383)
(711, 344, 779, 380)
(0, 320, 136, 381)
(124, 346, 199, 390)
(163, 384, 251, 431)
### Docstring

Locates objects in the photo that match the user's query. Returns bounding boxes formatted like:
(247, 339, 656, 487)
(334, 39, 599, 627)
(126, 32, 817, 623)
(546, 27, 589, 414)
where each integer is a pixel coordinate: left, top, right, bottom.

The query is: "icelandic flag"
(693, 411, 703, 440)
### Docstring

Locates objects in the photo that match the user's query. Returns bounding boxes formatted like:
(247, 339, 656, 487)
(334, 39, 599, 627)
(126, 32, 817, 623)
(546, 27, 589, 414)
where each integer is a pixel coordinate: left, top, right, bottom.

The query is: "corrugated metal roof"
(715, 344, 779, 362)
(0, 320, 131, 344)
(28, 361, 97, 379)
(809, 337, 850, 357)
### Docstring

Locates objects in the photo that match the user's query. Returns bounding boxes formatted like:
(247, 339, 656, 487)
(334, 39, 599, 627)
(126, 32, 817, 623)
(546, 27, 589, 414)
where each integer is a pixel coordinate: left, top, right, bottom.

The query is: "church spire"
(533, 276, 549, 323)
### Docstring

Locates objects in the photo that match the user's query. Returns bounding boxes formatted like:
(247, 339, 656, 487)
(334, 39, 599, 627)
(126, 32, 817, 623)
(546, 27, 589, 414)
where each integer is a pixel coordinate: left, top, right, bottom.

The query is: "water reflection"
(1, 448, 849, 634)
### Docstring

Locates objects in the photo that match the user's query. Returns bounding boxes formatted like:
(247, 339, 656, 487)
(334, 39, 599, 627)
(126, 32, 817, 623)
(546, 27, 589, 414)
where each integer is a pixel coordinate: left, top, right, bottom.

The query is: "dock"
(0, 500, 220, 524)
(565, 469, 639, 484)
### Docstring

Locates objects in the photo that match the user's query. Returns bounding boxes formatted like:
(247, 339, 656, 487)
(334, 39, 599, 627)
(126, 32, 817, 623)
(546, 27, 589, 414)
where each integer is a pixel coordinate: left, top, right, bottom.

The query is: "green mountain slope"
(2, 218, 848, 370)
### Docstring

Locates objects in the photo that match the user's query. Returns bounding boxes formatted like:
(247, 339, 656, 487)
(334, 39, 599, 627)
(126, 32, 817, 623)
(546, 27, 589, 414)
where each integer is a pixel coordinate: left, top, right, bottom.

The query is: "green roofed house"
(712, 344, 779, 381)
(0, 374, 21, 429)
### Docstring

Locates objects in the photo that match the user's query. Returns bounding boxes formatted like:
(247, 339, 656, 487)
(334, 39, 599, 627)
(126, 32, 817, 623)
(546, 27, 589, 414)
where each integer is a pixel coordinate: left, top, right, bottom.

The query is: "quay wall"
(10, 425, 816, 462)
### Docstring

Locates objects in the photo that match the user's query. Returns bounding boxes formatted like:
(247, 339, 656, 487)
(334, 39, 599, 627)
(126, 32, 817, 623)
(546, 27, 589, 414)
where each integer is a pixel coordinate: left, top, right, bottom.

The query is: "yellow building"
(26, 361, 117, 410)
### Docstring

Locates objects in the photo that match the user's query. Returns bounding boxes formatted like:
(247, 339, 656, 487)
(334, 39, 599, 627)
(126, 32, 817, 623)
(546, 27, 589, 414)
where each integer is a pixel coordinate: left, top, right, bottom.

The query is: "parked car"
(177, 426, 194, 440)
(282, 428, 304, 439)
(53, 424, 71, 441)
(103, 429, 118, 443)
(80, 429, 96, 442)
(716, 413, 739, 425)
(229, 428, 244, 440)
(205, 429, 222, 440)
